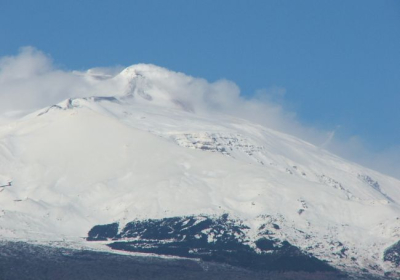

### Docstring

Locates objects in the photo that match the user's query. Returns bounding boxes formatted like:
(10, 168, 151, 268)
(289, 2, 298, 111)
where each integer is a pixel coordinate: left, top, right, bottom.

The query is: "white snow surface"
(0, 64, 399, 275)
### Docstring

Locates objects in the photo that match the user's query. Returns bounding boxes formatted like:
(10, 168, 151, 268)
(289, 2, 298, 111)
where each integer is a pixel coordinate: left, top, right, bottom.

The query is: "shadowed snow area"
(0, 64, 399, 278)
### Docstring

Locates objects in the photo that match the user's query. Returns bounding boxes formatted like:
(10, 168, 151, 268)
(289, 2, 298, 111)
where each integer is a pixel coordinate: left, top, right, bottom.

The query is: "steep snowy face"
(0, 64, 400, 277)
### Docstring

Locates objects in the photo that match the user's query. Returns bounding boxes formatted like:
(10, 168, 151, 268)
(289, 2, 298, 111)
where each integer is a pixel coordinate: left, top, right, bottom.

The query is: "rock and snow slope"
(0, 64, 399, 277)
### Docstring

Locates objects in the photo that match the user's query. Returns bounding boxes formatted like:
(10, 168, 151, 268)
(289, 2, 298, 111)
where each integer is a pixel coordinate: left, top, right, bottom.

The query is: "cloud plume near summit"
(0, 47, 399, 179)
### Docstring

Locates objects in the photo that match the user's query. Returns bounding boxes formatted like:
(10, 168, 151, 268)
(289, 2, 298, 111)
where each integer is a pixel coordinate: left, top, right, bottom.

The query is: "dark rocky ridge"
(384, 240, 400, 267)
(88, 215, 338, 273)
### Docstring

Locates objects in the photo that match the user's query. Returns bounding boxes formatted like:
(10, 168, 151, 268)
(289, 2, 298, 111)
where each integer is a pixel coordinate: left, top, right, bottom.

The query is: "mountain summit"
(0, 65, 399, 278)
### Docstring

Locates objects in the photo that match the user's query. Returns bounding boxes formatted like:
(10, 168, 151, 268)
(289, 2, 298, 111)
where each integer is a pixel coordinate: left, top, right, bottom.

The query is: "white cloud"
(0, 47, 123, 116)
(0, 47, 398, 180)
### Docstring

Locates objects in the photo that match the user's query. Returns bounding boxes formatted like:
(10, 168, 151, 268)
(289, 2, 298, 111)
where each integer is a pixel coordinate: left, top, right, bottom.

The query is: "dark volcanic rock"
(87, 222, 119, 241)
(87, 215, 337, 273)
(384, 240, 400, 266)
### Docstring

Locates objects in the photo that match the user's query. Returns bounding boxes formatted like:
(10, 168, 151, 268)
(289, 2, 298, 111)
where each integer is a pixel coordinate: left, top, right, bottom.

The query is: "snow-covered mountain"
(0, 64, 399, 278)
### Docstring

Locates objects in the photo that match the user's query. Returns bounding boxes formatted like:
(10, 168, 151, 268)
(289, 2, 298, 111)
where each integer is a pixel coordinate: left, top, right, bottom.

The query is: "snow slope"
(0, 64, 399, 276)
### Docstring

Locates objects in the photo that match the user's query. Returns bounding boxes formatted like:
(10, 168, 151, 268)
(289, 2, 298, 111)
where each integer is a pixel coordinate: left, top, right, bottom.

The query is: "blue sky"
(0, 0, 399, 175)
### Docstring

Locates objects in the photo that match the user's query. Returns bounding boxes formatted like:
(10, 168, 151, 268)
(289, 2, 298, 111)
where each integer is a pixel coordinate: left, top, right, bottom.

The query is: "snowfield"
(0, 64, 399, 277)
